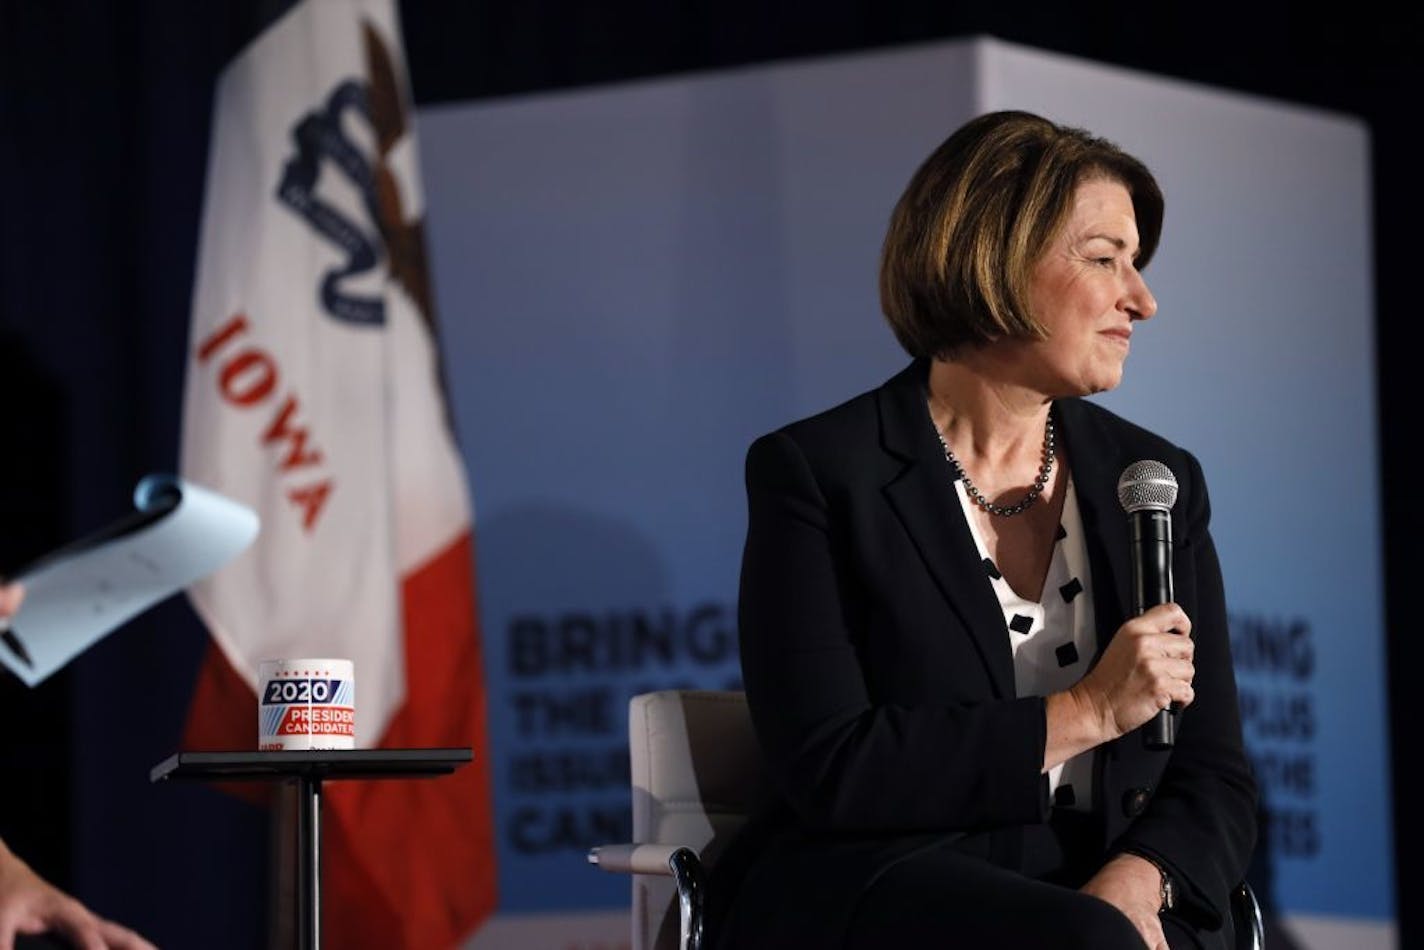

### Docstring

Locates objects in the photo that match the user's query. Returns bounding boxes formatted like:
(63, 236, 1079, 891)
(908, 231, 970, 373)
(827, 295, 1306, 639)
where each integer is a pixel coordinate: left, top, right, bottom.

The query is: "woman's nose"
(1126, 268, 1157, 320)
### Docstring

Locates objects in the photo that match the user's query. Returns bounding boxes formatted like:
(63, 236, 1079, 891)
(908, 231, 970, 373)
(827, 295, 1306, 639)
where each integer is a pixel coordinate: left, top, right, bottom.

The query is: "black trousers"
(843, 810, 1214, 949)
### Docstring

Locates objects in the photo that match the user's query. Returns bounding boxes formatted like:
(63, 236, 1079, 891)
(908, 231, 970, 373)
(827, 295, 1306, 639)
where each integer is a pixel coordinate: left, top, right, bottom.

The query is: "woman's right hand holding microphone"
(1044, 602, 1195, 770)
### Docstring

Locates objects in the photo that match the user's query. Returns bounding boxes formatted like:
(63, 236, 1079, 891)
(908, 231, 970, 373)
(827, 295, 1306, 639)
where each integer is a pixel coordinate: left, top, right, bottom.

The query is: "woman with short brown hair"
(715, 110, 1255, 949)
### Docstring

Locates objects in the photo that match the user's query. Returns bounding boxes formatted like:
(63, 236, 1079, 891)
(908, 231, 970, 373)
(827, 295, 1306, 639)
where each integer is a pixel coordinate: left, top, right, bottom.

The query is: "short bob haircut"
(879, 110, 1164, 359)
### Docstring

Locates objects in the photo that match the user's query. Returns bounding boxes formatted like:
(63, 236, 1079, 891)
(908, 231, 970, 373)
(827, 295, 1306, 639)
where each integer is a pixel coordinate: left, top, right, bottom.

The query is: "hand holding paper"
(1, 475, 259, 686)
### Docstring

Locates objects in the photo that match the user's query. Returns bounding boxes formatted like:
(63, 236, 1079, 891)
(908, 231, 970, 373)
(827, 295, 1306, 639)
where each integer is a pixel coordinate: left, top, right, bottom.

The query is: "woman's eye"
(1094, 257, 1115, 267)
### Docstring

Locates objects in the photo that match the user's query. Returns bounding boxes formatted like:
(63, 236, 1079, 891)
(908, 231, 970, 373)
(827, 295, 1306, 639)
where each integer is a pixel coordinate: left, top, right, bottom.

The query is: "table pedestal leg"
(295, 777, 322, 950)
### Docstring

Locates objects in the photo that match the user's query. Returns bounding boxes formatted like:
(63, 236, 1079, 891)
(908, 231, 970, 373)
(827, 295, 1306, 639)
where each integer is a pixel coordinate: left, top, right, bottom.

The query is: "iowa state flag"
(179, 1, 496, 945)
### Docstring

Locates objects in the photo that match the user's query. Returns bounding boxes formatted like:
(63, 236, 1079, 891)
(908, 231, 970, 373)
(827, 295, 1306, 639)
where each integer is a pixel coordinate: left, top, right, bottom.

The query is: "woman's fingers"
(1089, 603, 1198, 736)
(43, 894, 108, 950)
(1126, 601, 1192, 639)
(0, 582, 23, 619)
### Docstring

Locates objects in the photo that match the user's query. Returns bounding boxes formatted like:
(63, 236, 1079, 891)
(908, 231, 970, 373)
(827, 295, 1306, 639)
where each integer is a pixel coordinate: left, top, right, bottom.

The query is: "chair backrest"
(628, 689, 770, 950)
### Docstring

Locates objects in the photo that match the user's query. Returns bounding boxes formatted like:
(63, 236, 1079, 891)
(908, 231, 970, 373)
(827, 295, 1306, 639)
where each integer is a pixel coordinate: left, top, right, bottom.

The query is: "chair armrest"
(588, 844, 708, 950)
(587, 843, 699, 875)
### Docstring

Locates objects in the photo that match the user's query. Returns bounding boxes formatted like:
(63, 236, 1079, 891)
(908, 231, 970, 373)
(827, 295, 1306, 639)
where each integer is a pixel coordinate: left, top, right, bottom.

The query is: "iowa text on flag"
(179, 1, 496, 945)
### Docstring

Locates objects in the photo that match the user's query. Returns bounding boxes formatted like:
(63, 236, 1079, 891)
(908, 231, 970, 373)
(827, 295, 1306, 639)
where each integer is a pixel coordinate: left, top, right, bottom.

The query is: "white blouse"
(955, 474, 1097, 812)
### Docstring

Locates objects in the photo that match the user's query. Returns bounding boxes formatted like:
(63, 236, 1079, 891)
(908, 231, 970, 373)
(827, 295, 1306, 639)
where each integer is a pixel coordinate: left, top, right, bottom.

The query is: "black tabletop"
(150, 748, 472, 783)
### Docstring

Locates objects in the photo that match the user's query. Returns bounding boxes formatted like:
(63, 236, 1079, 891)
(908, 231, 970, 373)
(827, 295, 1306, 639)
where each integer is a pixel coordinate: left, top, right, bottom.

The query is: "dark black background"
(1, 1, 1416, 946)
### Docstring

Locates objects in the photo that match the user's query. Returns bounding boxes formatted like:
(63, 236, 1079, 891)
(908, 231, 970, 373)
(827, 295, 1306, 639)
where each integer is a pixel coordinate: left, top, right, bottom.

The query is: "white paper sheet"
(1, 475, 259, 686)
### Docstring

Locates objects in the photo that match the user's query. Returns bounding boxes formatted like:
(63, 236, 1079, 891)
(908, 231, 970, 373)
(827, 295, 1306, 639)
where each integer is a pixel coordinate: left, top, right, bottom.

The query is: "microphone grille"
(1117, 460, 1178, 513)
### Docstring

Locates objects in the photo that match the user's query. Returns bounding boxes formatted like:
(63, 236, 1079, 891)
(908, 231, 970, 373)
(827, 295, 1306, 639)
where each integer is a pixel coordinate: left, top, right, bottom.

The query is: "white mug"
(257, 658, 355, 750)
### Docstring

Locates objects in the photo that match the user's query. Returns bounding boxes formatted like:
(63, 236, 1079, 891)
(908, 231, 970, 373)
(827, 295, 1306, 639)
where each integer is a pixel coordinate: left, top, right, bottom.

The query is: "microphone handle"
(1129, 509, 1178, 750)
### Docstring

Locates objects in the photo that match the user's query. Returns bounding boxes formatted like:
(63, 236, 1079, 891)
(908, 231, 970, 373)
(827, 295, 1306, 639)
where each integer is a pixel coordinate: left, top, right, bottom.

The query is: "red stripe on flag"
(323, 529, 498, 947)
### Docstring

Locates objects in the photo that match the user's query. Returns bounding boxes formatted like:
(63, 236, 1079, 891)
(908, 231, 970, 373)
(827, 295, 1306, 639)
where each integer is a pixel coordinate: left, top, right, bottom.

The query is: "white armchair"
(589, 689, 1263, 950)
(588, 690, 770, 950)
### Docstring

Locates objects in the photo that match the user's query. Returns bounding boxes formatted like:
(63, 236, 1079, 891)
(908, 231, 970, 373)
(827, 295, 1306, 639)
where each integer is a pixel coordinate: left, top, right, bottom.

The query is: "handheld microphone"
(1116, 460, 1180, 750)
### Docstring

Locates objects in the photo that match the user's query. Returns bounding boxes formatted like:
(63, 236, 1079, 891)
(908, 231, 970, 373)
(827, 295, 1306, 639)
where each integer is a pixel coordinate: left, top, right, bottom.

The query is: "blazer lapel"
(1056, 398, 1132, 651)
(877, 361, 1017, 699)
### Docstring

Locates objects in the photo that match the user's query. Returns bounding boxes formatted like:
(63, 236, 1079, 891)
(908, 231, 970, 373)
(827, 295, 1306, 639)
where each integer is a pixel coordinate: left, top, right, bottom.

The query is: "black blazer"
(717, 360, 1256, 946)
